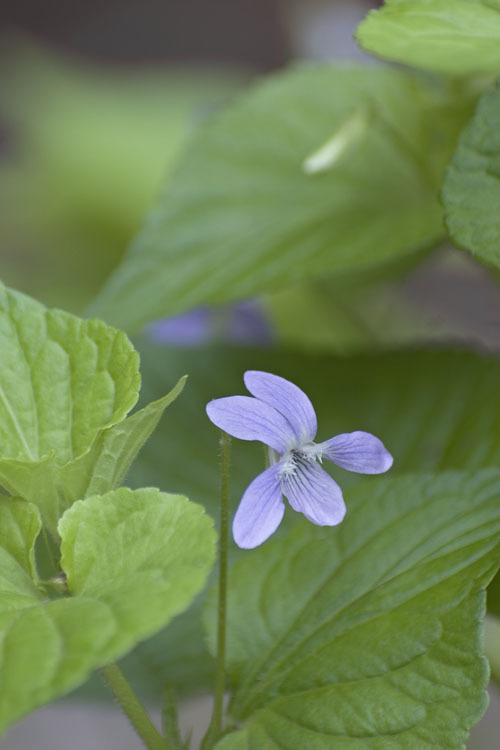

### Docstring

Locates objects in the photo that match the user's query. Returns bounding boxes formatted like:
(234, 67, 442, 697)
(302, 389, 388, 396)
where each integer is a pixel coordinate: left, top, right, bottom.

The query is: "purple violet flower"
(206, 371, 393, 549)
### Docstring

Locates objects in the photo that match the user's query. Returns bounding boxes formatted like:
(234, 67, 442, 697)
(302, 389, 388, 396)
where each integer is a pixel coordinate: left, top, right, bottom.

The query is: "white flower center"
(278, 442, 323, 479)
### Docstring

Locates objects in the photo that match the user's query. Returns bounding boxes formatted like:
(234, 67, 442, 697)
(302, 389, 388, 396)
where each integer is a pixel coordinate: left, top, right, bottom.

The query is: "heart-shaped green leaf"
(207, 471, 500, 748)
(0, 487, 216, 734)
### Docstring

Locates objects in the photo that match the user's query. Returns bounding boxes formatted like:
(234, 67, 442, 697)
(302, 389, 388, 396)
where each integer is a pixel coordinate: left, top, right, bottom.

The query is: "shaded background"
(0, 0, 498, 747)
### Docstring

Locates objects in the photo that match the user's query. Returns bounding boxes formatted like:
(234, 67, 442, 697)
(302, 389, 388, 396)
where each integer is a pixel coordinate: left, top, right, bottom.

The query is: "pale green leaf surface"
(0, 282, 140, 529)
(0, 598, 116, 731)
(89, 65, 473, 331)
(0, 496, 41, 580)
(0, 487, 215, 733)
(356, 1, 500, 74)
(208, 471, 500, 748)
(113, 342, 500, 696)
(0, 498, 42, 626)
(60, 376, 187, 504)
(442, 83, 500, 268)
(0, 284, 139, 462)
(59, 487, 216, 657)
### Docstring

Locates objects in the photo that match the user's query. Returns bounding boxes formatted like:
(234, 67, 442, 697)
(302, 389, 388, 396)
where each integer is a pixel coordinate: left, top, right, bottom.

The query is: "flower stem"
(201, 430, 231, 750)
(100, 662, 170, 750)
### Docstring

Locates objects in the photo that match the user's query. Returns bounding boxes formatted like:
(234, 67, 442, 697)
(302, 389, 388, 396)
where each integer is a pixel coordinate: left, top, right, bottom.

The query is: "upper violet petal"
(233, 464, 285, 549)
(244, 371, 317, 444)
(206, 396, 294, 454)
(281, 459, 346, 526)
(320, 431, 393, 474)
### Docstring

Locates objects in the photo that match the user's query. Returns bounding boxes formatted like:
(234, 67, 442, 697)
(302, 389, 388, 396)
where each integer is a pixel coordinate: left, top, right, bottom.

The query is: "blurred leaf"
(0, 282, 139, 533)
(265, 274, 462, 352)
(0, 487, 215, 735)
(356, 0, 500, 74)
(208, 471, 500, 748)
(0, 38, 243, 311)
(443, 82, 500, 268)
(113, 342, 500, 696)
(89, 65, 475, 331)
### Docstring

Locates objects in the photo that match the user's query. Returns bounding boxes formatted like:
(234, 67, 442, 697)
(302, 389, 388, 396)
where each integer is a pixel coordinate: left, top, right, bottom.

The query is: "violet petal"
(206, 396, 294, 454)
(244, 370, 317, 444)
(233, 464, 285, 549)
(320, 431, 393, 474)
(281, 459, 346, 526)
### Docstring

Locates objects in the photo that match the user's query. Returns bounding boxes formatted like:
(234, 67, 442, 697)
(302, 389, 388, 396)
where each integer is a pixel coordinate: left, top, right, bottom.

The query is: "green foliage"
(60, 377, 187, 506)
(442, 83, 500, 268)
(89, 65, 474, 331)
(356, 0, 500, 74)
(0, 282, 186, 537)
(0, 281, 140, 533)
(121, 341, 500, 694)
(0, 487, 216, 734)
(205, 471, 500, 748)
(0, 497, 42, 627)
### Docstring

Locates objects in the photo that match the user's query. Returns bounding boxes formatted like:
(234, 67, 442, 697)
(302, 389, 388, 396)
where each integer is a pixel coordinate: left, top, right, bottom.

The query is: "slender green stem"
(201, 431, 231, 749)
(100, 663, 170, 750)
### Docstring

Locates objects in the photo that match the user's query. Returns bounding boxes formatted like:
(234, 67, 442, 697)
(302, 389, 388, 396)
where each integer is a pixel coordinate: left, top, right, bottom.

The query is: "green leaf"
(0, 281, 140, 532)
(206, 471, 500, 748)
(0, 496, 41, 582)
(89, 65, 474, 331)
(59, 487, 216, 654)
(442, 83, 500, 268)
(0, 487, 216, 734)
(60, 375, 187, 504)
(0, 497, 42, 627)
(356, 1, 500, 75)
(115, 342, 500, 697)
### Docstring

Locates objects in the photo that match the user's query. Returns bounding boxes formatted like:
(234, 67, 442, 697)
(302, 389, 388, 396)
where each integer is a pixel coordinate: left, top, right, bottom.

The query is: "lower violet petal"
(320, 431, 393, 474)
(233, 464, 285, 549)
(281, 459, 346, 526)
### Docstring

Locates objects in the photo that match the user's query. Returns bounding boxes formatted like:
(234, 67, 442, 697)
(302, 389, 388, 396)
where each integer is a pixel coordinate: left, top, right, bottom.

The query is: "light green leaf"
(59, 487, 216, 656)
(0, 497, 42, 627)
(442, 83, 500, 268)
(207, 471, 500, 748)
(0, 281, 140, 531)
(0, 487, 215, 734)
(0, 496, 41, 582)
(60, 375, 187, 504)
(356, 0, 500, 74)
(89, 65, 474, 331)
(115, 342, 500, 697)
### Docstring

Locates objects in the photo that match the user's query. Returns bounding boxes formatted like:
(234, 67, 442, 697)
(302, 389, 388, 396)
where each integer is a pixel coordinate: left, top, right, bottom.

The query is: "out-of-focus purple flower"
(148, 301, 273, 347)
(148, 307, 213, 347)
(226, 301, 273, 344)
(206, 371, 393, 549)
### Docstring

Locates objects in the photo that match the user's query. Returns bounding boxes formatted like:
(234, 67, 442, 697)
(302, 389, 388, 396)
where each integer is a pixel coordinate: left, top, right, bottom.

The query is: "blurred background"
(0, 0, 498, 747)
